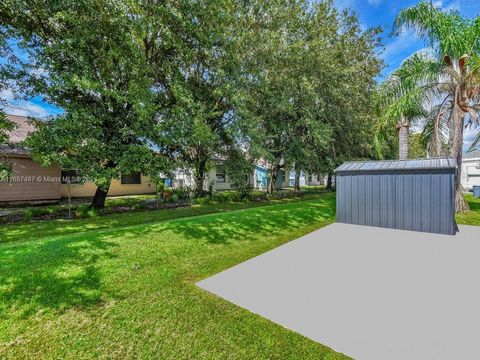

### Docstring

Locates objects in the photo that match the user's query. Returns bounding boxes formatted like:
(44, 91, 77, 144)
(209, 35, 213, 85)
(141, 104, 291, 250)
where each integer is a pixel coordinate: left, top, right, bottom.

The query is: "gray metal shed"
(335, 157, 457, 235)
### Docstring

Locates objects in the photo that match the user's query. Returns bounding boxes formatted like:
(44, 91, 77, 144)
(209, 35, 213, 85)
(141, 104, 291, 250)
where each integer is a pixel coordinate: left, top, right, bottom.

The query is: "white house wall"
(172, 169, 195, 188)
(461, 158, 480, 191)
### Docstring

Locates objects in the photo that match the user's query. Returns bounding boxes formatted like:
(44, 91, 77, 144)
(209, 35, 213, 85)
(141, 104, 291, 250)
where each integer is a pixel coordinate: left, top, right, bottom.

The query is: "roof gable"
(4, 114, 37, 144)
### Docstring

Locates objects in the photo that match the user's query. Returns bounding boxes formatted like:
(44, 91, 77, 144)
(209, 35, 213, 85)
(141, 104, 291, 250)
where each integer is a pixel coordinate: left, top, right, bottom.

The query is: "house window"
(61, 170, 82, 184)
(216, 166, 226, 183)
(308, 174, 312, 182)
(121, 172, 141, 184)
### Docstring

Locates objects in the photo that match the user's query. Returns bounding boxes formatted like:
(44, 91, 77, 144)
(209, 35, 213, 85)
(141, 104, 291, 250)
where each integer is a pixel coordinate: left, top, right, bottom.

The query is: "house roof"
(1, 114, 37, 156)
(464, 149, 480, 159)
(5, 114, 36, 144)
(335, 157, 457, 173)
(0, 144, 31, 156)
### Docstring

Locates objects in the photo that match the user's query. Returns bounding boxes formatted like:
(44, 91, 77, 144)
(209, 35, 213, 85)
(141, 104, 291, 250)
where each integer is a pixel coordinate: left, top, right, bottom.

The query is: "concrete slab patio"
(197, 223, 480, 360)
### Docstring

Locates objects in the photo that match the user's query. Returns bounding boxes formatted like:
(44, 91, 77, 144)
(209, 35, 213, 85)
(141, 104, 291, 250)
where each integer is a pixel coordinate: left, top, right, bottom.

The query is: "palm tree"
(393, 2, 480, 212)
(377, 57, 428, 160)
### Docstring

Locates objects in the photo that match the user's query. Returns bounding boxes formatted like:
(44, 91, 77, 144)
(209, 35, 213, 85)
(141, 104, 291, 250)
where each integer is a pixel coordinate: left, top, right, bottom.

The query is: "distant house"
(0, 114, 156, 204)
(287, 169, 306, 187)
(1, 114, 324, 203)
(305, 173, 326, 186)
(206, 157, 284, 191)
(461, 150, 480, 191)
(285, 169, 326, 187)
(168, 159, 327, 192)
(166, 158, 285, 192)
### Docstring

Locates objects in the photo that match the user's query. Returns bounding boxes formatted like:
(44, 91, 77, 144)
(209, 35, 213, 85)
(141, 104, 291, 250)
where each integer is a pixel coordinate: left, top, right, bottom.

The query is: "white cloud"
(0, 88, 14, 102)
(1, 86, 55, 118)
(3, 102, 52, 118)
(367, 0, 382, 6)
(382, 29, 421, 63)
(444, 0, 460, 11)
(432, 1, 443, 8)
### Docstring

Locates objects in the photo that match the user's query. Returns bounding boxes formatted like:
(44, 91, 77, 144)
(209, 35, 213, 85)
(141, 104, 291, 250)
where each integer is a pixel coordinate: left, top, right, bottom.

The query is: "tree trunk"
(268, 168, 278, 194)
(450, 104, 469, 213)
(326, 173, 333, 191)
(294, 166, 301, 193)
(90, 181, 111, 210)
(194, 158, 208, 197)
(397, 117, 409, 160)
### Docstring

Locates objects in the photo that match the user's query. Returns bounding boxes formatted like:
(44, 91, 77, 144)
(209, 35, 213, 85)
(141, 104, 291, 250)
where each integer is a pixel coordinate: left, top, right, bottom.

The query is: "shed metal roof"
(335, 157, 457, 173)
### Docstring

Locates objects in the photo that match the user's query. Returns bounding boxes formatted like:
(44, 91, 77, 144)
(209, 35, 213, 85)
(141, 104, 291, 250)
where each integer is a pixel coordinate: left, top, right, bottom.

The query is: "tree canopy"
(1, 0, 383, 202)
(236, 1, 382, 192)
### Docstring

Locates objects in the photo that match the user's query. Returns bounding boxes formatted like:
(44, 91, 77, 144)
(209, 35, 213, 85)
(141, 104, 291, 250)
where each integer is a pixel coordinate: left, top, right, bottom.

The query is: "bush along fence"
(0, 187, 329, 224)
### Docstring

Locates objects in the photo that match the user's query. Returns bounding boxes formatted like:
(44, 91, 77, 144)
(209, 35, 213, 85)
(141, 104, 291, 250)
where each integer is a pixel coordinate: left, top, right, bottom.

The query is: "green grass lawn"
(1, 191, 479, 359)
(0, 192, 349, 359)
(456, 194, 480, 226)
(0, 192, 328, 245)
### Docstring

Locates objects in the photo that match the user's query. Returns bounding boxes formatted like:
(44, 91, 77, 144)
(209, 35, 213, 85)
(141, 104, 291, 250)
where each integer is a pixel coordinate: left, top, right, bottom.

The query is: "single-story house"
(167, 158, 286, 192)
(206, 157, 285, 191)
(1, 114, 325, 203)
(305, 173, 326, 186)
(284, 168, 326, 187)
(461, 150, 480, 191)
(168, 159, 327, 192)
(0, 114, 155, 204)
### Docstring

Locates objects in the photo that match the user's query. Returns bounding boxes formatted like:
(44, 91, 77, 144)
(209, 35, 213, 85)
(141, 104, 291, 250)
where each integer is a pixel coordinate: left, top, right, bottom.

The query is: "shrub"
(162, 188, 173, 202)
(132, 202, 148, 210)
(156, 180, 165, 197)
(209, 191, 244, 203)
(194, 196, 211, 205)
(173, 186, 191, 200)
(75, 206, 97, 218)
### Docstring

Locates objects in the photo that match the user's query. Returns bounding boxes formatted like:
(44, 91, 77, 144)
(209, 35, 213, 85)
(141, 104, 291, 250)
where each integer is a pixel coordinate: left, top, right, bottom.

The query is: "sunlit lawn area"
(0, 191, 479, 359)
(0, 192, 327, 245)
(0, 192, 350, 359)
(456, 194, 480, 226)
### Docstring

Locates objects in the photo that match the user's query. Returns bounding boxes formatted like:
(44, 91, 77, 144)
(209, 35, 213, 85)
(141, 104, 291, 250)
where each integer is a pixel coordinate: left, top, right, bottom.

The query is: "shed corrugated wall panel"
(412, 174, 421, 231)
(372, 174, 380, 227)
(336, 168, 456, 235)
(395, 173, 404, 229)
(388, 173, 396, 228)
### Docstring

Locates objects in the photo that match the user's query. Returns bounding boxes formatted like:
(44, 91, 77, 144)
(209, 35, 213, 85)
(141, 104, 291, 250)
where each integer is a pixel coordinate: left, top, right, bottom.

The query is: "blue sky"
(337, 0, 480, 76)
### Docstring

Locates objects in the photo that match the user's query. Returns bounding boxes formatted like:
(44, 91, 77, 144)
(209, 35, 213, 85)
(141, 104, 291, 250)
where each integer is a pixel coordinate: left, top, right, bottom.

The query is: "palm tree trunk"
(450, 104, 469, 213)
(397, 117, 409, 160)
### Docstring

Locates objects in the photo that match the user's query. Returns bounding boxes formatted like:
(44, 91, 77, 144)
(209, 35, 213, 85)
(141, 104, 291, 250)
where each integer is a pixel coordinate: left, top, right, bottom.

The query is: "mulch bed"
(0, 200, 192, 224)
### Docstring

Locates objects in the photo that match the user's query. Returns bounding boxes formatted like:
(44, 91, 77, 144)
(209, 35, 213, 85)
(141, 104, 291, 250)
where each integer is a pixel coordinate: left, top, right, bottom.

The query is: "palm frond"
(468, 127, 480, 151)
(421, 96, 451, 156)
(394, 2, 470, 59)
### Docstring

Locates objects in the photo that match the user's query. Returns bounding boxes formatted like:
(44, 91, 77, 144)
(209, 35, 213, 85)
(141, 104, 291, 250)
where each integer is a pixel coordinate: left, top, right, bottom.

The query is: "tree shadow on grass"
(0, 196, 335, 319)
(159, 198, 336, 244)
(0, 234, 118, 319)
(467, 197, 480, 211)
